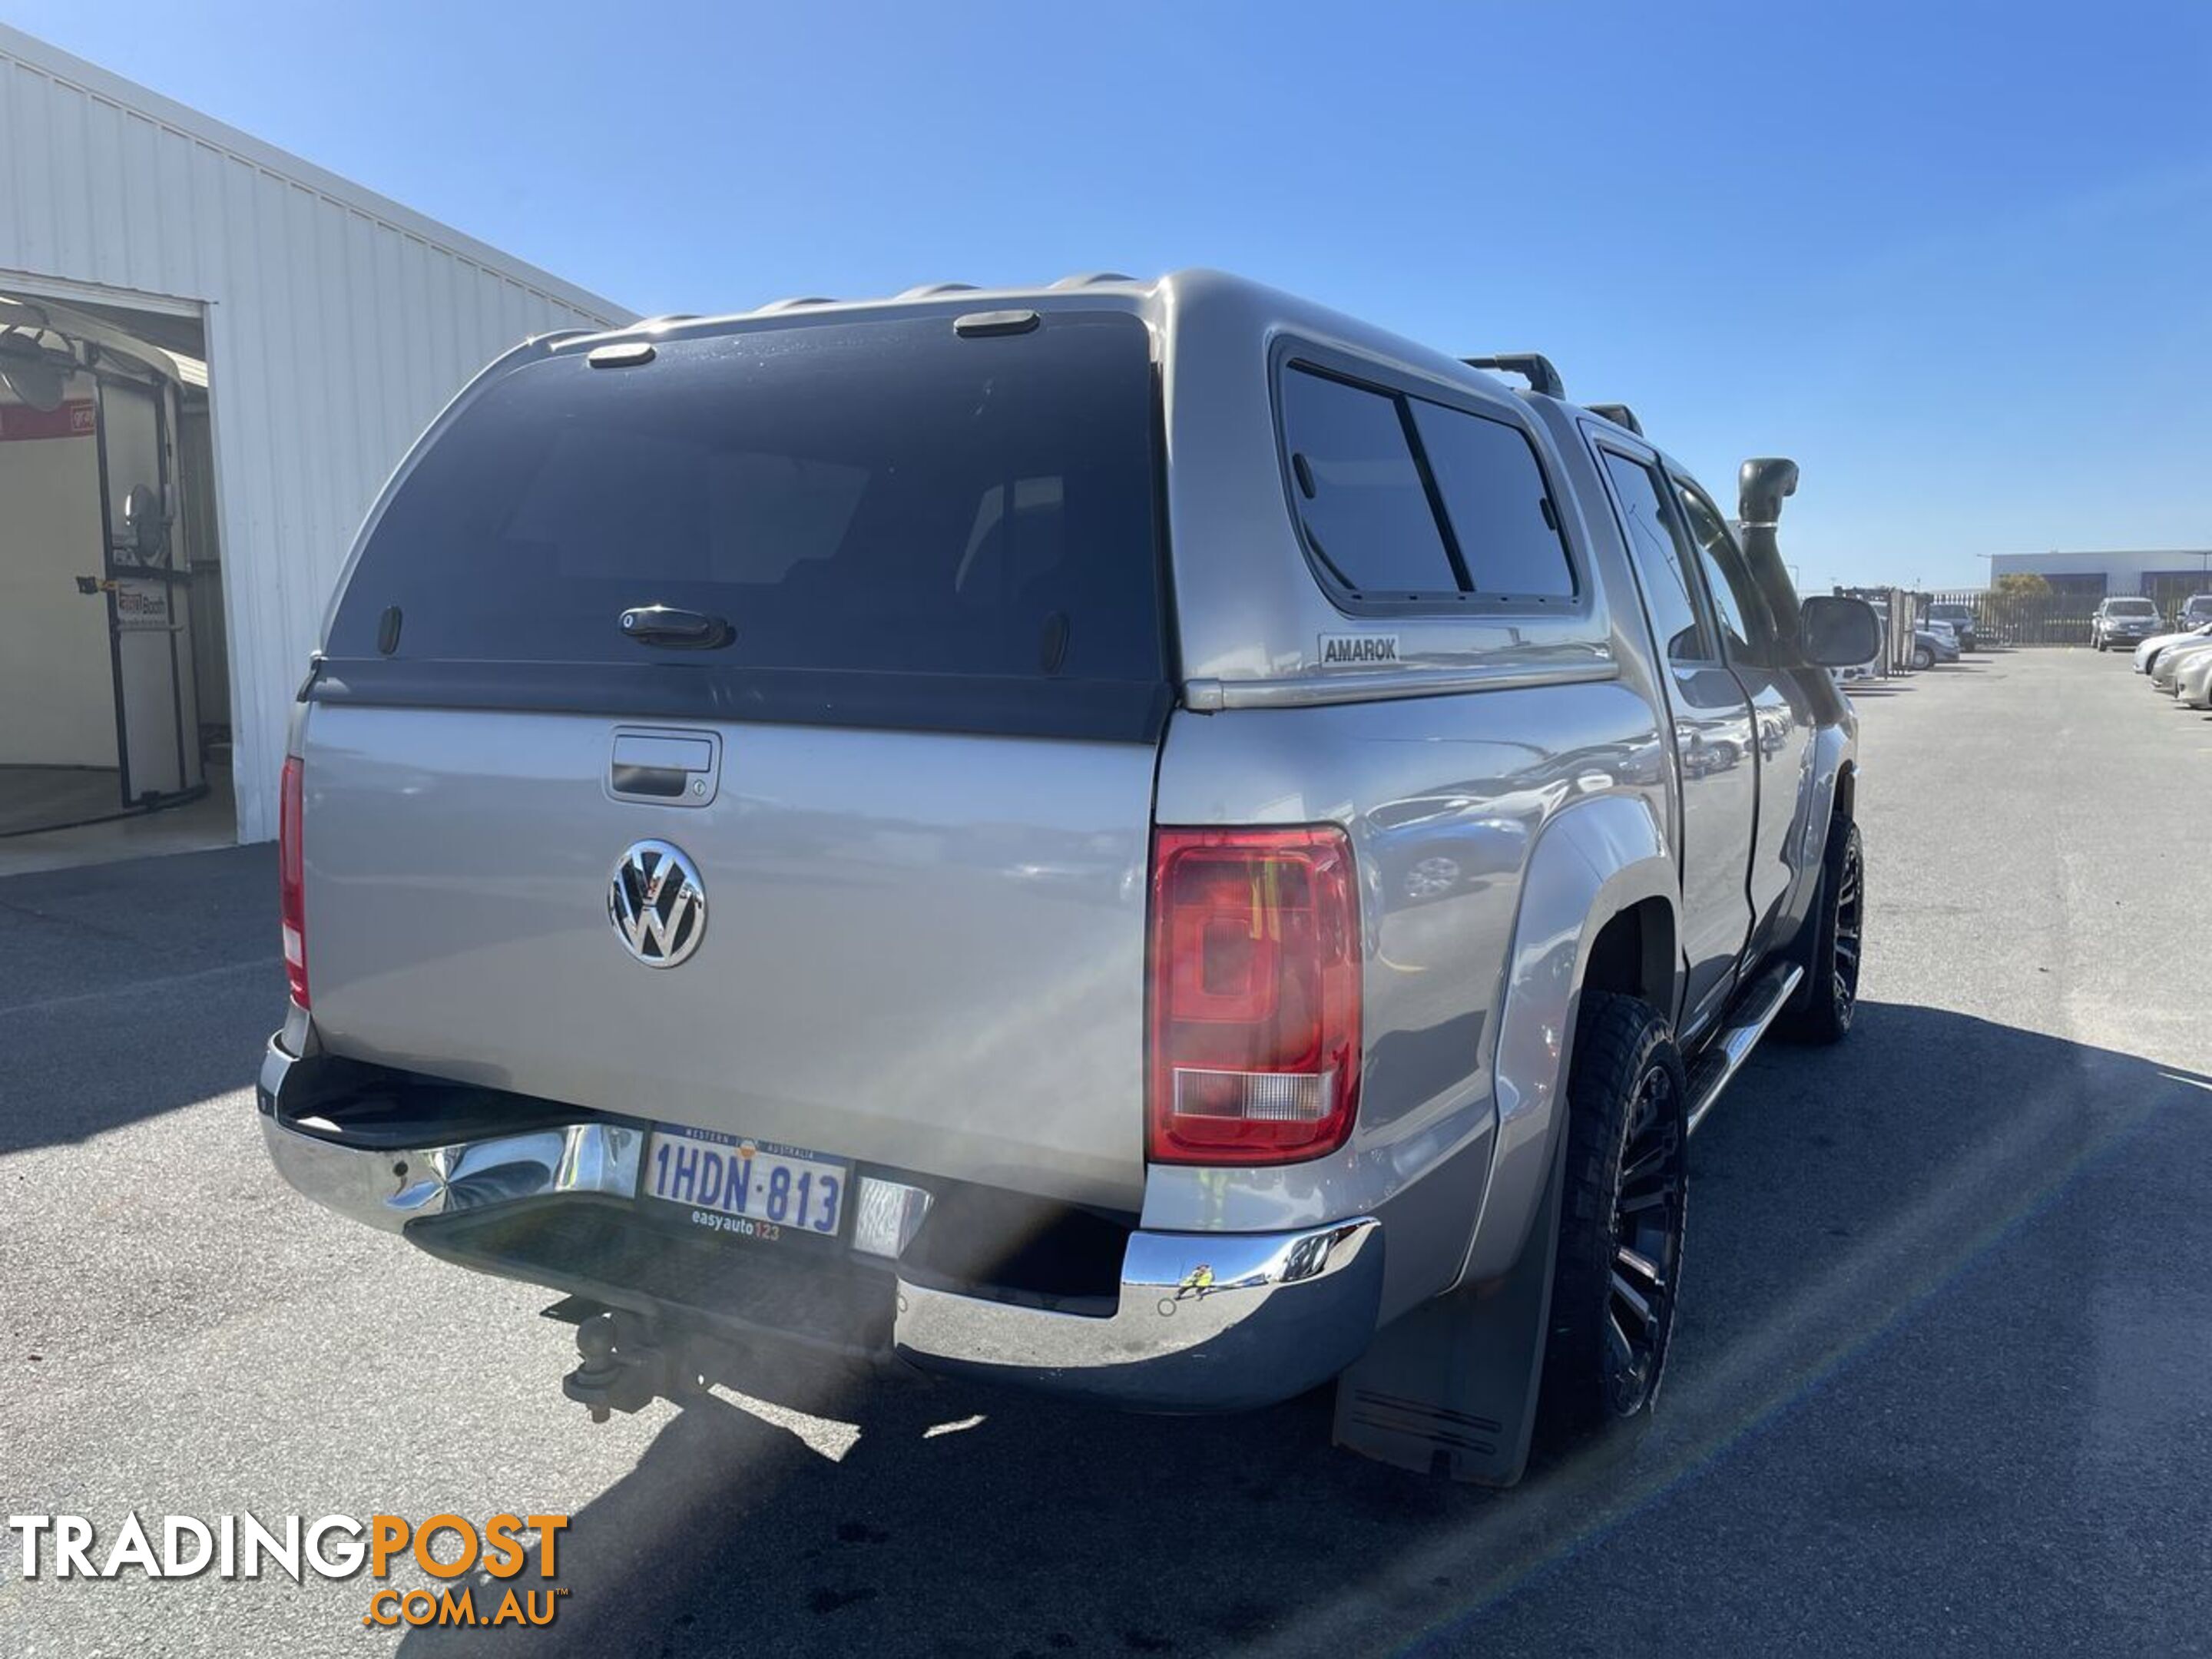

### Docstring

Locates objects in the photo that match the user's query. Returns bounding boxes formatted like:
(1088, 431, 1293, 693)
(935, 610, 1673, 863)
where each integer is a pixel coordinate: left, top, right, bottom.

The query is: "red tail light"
(279, 754, 309, 1008)
(1147, 826, 1361, 1165)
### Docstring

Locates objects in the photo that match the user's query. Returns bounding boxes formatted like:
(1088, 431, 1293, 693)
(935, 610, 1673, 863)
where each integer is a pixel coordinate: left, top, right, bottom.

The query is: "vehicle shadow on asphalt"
(395, 1001, 2209, 1657)
(0, 844, 278, 1154)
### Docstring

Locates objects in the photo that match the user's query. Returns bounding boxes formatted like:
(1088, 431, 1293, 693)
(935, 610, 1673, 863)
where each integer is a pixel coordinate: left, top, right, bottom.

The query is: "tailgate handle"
(609, 730, 719, 805)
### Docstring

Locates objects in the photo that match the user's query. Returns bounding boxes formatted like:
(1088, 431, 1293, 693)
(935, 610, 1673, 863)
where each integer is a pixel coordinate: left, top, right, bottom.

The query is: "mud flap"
(1330, 1118, 1568, 1485)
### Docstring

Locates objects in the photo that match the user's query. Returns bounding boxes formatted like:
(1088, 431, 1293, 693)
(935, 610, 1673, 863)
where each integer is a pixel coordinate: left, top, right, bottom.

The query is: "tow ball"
(561, 1310, 674, 1422)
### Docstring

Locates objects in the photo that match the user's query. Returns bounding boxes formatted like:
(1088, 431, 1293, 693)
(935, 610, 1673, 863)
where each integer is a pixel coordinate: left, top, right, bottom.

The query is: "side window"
(1599, 450, 1712, 664)
(1280, 366, 1461, 596)
(1672, 478, 1763, 657)
(1405, 400, 1576, 599)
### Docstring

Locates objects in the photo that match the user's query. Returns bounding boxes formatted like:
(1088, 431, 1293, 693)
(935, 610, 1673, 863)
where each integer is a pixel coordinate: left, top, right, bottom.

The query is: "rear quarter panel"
(1141, 285, 1694, 1320)
(1144, 684, 1669, 1320)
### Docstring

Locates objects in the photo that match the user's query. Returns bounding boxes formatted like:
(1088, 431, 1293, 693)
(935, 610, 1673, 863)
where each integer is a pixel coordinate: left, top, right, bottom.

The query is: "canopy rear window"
(322, 311, 1167, 740)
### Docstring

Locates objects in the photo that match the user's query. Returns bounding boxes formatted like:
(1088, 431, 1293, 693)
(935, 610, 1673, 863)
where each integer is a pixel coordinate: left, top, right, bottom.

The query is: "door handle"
(608, 729, 720, 806)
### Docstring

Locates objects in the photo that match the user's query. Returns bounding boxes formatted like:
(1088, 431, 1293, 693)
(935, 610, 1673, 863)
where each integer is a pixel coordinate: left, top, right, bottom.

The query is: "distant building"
(0, 26, 625, 844)
(1986, 550, 2212, 611)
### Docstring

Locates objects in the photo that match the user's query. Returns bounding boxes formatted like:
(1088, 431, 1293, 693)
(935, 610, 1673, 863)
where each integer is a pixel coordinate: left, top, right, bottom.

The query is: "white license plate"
(641, 1125, 848, 1242)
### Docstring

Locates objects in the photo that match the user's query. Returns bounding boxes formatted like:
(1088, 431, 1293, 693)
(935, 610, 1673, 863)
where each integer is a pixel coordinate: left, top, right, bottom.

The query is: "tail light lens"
(279, 754, 309, 1008)
(1148, 826, 1361, 1164)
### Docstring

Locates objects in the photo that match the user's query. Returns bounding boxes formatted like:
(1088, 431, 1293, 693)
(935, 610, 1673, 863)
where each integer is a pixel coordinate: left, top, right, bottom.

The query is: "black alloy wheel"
(1603, 1058, 1684, 1416)
(1780, 816, 1864, 1045)
(1830, 826, 1865, 1025)
(1538, 992, 1689, 1445)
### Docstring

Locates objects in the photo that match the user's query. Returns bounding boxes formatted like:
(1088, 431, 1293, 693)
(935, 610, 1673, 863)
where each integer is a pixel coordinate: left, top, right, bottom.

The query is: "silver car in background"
(2174, 645, 2212, 709)
(2137, 621, 2212, 676)
(2151, 632, 2212, 690)
(1926, 602, 1979, 651)
(1912, 621, 1960, 669)
(2091, 595, 2163, 651)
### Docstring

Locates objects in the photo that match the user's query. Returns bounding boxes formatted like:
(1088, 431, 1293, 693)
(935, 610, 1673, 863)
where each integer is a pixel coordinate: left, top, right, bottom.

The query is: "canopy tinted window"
(1278, 366, 1461, 596)
(1406, 400, 1575, 600)
(1277, 363, 1576, 605)
(324, 312, 1167, 737)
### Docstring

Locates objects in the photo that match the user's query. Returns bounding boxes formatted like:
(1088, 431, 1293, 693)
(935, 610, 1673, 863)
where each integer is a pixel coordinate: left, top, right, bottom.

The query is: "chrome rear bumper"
(258, 1037, 1383, 1411)
(256, 1038, 642, 1230)
(893, 1217, 1382, 1412)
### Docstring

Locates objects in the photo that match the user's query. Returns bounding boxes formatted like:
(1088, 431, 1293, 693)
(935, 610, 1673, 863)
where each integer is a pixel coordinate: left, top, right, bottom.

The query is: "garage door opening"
(0, 288, 234, 866)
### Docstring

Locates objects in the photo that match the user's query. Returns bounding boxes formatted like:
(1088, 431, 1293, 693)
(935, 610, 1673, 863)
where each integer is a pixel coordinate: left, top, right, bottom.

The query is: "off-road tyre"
(1535, 992, 1687, 1450)
(1778, 816, 1863, 1045)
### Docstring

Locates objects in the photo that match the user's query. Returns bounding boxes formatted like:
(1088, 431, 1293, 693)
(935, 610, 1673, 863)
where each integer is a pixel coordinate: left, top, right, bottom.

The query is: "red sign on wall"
(0, 399, 95, 442)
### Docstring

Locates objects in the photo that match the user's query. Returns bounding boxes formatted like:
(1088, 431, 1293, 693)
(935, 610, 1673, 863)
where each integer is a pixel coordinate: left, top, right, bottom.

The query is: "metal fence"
(1919, 584, 2212, 647)
(1822, 583, 2200, 657)
(1921, 590, 2095, 647)
(1816, 584, 2098, 671)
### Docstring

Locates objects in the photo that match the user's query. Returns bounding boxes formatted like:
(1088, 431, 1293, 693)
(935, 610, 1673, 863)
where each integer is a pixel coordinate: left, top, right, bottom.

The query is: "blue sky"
(10, 1, 2210, 591)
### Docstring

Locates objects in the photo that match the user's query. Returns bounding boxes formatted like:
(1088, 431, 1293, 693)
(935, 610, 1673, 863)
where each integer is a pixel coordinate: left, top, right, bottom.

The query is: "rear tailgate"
(300, 306, 1168, 1211)
(301, 707, 1155, 1209)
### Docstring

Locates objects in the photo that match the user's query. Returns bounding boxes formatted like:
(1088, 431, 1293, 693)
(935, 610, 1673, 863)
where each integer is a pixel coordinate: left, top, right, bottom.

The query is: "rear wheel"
(1912, 645, 1935, 670)
(1536, 992, 1687, 1449)
(1779, 816, 1863, 1044)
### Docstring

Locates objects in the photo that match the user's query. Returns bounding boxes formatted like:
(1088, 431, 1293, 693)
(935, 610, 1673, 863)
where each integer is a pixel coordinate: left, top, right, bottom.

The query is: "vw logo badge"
(608, 839, 707, 968)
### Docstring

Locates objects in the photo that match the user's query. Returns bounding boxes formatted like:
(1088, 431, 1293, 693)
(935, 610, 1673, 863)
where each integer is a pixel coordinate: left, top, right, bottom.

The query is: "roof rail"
(1584, 402, 1643, 435)
(1047, 271, 1136, 290)
(896, 282, 980, 299)
(1462, 353, 1565, 399)
(753, 296, 838, 314)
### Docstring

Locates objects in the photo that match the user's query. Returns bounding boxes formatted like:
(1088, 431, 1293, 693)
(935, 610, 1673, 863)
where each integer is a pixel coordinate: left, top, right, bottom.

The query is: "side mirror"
(1800, 595, 1882, 667)
(1739, 457, 1800, 527)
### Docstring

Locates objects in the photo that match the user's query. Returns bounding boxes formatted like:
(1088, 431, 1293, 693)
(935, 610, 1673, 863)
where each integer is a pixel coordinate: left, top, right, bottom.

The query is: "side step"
(1684, 961, 1803, 1136)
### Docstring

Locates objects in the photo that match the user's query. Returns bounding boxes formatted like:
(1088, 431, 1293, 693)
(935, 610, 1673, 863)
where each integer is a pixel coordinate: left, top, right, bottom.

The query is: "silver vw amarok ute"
(260, 271, 1879, 1482)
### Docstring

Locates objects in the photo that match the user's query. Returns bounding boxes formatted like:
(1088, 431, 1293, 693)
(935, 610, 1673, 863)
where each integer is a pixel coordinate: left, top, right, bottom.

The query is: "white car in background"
(2174, 646, 2212, 710)
(2149, 634, 2212, 690)
(2135, 621, 2212, 675)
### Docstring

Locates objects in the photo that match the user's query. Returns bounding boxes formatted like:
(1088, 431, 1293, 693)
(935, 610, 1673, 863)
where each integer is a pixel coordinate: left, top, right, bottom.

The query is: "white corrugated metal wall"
(0, 25, 629, 841)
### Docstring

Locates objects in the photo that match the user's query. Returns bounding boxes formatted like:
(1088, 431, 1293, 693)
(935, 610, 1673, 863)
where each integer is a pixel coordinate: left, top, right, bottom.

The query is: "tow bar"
(561, 1309, 681, 1422)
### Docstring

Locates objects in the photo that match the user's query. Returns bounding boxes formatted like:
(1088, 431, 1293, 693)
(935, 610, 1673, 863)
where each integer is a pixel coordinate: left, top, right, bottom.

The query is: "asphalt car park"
(3, 648, 2209, 1657)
